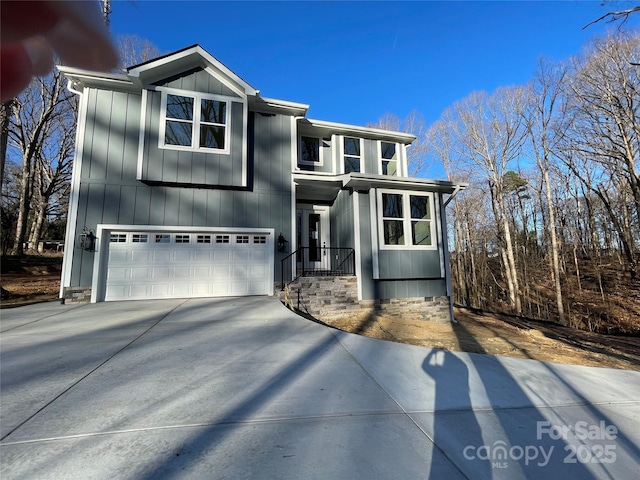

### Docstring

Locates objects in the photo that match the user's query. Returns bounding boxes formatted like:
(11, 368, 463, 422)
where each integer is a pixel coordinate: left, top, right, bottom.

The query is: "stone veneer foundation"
(280, 275, 452, 324)
(61, 287, 92, 304)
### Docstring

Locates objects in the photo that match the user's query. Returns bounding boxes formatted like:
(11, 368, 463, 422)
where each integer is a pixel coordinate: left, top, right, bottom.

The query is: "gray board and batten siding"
(141, 68, 245, 187)
(361, 188, 447, 301)
(69, 83, 294, 288)
(327, 188, 447, 302)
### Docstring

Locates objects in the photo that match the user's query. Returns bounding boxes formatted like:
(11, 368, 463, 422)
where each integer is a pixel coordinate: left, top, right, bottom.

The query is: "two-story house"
(59, 45, 465, 322)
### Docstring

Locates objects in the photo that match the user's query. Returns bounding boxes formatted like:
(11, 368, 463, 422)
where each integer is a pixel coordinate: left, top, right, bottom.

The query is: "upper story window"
(299, 136, 322, 166)
(379, 141, 398, 176)
(343, 137, 362, 173)
(160, 90, 230, 154)
(378, 190, 435, 249)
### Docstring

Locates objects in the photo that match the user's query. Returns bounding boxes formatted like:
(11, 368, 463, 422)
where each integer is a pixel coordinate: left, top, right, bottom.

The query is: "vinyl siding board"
(88, 91, 113, 180)
(206, 190, 221, 225)
(357, 192, 375, 300)
(191, 189, 208, 226)
(378, 250, 442, 279)
(329, 189, 354, 248)
(121, 93, 141, 180)
(376, 279, 447, 298)
(363, 138, 377, 175)
(158, 68, 239, 98)
(133, 187, 151, 224)
(118, 186, 137, 224)
(162, 188, 180, 225)
(178, 189, 194, 226)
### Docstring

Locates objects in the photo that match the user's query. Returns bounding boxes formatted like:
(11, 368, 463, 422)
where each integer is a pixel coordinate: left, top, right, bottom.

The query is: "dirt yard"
(319, 309, 640, 371)
(2, 255, 640, 371)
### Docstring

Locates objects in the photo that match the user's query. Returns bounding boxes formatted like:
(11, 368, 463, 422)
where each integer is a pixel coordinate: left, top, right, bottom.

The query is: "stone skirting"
(61, 286, 92, 304)
(279, 276, 452, 323)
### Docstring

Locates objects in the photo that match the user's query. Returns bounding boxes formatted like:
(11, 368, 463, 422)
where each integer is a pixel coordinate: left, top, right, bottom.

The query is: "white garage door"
(104, 230, 273, 301)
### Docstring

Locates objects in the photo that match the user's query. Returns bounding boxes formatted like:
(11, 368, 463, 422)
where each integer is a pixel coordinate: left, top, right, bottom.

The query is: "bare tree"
(558, 32, 640, 279)
(115, 34, 161, 69)
(450, 87, 529, 314)
(8, 71, 73, 255)
(584, 4, 640, 29)
(368, 110, 430, 176)
(524, 58, 568, 324)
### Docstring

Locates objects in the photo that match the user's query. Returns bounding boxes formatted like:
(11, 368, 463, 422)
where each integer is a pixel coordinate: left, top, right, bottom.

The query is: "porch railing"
(281, 247, 356, 290)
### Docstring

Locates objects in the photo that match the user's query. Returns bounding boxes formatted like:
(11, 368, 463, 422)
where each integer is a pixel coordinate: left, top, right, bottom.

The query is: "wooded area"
(426, 32, 640, 333)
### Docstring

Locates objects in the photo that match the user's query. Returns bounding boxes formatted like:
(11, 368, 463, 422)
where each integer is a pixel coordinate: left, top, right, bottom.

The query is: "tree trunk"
(11, 154, 33, 255)
(543, 168, 566, 324)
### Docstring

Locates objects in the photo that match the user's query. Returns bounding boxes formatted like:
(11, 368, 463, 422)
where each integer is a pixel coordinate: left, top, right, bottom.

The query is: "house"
(59, 45, 465, 322)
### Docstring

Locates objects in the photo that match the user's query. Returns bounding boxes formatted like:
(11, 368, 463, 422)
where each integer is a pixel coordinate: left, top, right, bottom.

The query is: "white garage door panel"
(104, 230, 272, 301)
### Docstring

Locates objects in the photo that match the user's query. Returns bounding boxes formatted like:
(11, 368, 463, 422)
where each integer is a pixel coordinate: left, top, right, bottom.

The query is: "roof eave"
(302, 118, 417, 143)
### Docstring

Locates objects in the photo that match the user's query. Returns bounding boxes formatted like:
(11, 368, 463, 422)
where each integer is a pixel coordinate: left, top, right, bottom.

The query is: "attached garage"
(91, 226, 274, 302)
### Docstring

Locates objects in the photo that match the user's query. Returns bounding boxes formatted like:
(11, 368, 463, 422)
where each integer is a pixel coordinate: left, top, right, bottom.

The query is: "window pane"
(412, 221, 432, 245)
(301, 137, 320, 163)
(383, 193, 403, 218)
(382, 160, 397, 176)
(383, 220, 405, 245)
(381, 142, 397, 160)
(166, 95, 193, 120)
(132, 234, 148, 243)
(165, 120, 192, 146)
(201, 99, 226, 124)
(200, 125, 225, 149)
(344, 137, 360, 156)
(410, 195, 430, 219)
(344, 157, 360, 173)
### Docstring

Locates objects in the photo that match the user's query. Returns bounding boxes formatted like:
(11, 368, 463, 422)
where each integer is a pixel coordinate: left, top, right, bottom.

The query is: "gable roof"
(127, 44, 258, 97)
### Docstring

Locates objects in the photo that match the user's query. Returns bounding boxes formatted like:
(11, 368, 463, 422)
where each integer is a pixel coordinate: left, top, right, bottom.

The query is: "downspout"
(441, 184, 466, 323)
(58, 79, 85, 301)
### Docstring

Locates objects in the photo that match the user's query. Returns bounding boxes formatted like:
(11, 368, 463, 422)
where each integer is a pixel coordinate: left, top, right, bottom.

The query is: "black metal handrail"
(281, 247, 356, 290)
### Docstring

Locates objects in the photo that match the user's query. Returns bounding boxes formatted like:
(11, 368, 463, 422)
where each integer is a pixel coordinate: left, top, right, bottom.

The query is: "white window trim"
(298, 135, 324, 166)
(377, 140, 400, 177)
(158, 87, 232, 155)
(376, 189, 436, 250)
(340, 136, 364, 174)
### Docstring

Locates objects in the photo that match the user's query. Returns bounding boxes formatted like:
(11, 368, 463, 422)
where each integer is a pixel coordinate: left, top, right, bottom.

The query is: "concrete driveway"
(1, 297, 639, 479)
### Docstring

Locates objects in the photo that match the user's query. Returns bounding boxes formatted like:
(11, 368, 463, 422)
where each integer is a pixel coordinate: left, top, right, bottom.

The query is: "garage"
(94, 226, 274, 302)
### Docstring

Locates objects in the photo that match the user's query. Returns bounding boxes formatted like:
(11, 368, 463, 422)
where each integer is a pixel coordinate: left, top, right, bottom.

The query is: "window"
(216, 235, 230, 244)
(236, 235, 249, 244)
(253, 235, 267, 244)
(155, 234, 170, 244)
(197, 235, 211, 244)
(380, 141, 398, 176)
(378, 190, 434, 249)
(382, 193, 405, 245)
(160, 90, 229, 153)
(343, 137, 362, 173)
(175, 234, 190, 244)
(299, 136, 322, 166)
(110, 234, 127, 243)
(132, 234, 148, 243)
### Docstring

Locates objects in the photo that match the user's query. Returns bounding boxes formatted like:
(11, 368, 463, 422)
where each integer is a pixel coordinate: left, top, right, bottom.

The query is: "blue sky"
(110, 0, 636, 174)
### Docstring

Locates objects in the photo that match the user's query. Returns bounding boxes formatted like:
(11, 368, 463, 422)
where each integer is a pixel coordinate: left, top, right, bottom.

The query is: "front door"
(296, 205, 330, 272)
